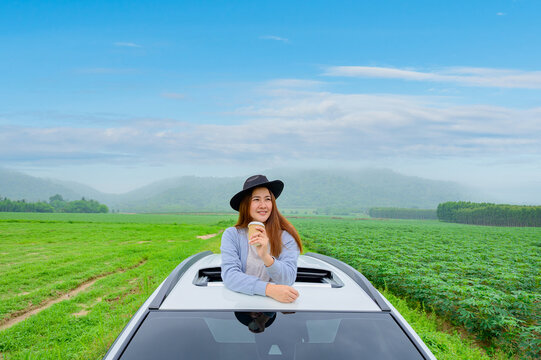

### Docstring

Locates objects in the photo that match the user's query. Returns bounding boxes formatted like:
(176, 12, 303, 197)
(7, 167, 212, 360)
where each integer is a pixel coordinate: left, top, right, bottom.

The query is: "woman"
(220, 175, 302, 303)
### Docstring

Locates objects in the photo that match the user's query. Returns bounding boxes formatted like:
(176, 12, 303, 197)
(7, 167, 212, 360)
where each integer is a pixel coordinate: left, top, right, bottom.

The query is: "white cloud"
(114, 42, 142, 48)
(324, 66, 541, 89)
(3, 84, 541, 196)
(259, 35, 289, 43)
(496, 12, 506, 16)
(2, 89, 540, 168)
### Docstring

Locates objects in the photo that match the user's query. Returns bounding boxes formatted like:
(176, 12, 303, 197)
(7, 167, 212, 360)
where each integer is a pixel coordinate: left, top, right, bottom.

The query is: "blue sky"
(1, 0, 540, 201)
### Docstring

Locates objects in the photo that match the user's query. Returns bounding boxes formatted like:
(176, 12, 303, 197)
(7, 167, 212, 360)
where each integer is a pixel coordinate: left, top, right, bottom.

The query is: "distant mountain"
(107, 168, 481, 213)
(109, 176, 242, 213)
(267, 168, 477, 211)
(0, 167, 482, 213)
(49, 178, 109, 201)
(0, 168, 90, 202)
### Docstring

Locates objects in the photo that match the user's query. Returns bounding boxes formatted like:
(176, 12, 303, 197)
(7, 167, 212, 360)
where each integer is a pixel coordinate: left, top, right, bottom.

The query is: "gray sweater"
(220, 226, 300, 296)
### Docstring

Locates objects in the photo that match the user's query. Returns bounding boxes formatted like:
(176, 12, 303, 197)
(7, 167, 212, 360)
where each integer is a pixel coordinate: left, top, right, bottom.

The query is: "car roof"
(104, 251, 438, 360)
(159, 253, 382, 312)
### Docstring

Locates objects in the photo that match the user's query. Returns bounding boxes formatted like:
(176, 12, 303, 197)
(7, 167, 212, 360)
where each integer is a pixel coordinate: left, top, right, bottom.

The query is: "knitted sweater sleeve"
(220, 227, 268, 296)
(264, 230, 300, 285)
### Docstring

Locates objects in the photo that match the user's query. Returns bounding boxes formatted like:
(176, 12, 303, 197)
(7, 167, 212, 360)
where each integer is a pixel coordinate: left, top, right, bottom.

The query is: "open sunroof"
(193, 267, 344, 288)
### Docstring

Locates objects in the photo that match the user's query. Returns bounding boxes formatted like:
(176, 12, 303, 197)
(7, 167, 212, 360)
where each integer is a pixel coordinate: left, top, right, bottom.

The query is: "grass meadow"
(0, 213, 537, 359)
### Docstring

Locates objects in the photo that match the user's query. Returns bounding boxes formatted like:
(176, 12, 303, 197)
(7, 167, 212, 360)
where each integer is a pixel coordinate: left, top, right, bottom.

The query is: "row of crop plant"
(437, 201, 541, 227)
(292, 218, 541, 358)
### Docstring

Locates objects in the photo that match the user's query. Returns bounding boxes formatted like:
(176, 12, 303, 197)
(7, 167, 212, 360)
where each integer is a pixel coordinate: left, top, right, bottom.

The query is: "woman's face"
(249, 187, 272, 223)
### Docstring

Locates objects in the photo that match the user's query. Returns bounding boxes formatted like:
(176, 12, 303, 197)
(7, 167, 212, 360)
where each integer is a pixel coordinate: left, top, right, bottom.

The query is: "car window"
(119, 311, 425, 360)
(305, 318, 341, 343)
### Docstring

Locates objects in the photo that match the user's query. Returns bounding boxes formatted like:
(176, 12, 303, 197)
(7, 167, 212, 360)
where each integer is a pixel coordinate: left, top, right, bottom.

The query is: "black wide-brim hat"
(230, 175, 284, 211)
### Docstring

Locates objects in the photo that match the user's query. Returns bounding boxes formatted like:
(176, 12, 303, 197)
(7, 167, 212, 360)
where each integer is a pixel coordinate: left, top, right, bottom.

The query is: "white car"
(103, 251, 437, 359)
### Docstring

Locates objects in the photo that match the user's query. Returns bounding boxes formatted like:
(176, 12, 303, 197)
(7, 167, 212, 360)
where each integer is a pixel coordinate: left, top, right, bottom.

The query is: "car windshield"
(119, 311, 424, 360)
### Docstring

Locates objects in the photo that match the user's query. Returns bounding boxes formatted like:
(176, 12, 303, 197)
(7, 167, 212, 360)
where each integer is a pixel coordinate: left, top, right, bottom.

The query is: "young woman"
(220, 175, 303, 303)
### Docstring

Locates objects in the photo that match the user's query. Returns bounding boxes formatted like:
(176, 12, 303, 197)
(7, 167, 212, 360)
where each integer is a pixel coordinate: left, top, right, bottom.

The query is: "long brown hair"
(235, 187, 303, 257)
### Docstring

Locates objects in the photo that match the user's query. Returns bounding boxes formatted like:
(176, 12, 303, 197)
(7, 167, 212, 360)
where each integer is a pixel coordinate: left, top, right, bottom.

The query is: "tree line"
(368, 207, 438, 219)
(0, 194, 108, 213)
(437, 201, 541, 227)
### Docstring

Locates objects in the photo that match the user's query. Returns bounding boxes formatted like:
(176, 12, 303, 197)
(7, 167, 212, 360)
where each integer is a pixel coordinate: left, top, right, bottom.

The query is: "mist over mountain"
(267, 168, 478, 212)
(0, 168, 87, 202)
(1, 167, 488, 213)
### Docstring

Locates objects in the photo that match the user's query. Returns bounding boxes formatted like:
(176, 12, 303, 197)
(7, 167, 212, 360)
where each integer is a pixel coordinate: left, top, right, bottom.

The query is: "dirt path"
(196, 230, 223, 240)
(197, 233, 217, 239)
(0, 260, 147, 331)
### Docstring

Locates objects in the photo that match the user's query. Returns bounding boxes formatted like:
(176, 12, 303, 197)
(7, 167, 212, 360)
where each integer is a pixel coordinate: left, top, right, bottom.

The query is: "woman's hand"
(265, 284, 299, 303)
(249, 227, 274, 265)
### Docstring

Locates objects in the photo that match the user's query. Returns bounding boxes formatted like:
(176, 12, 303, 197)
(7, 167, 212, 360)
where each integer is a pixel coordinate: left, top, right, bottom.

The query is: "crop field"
(292, 218, 541, 358)
(0, 213, 536, 359)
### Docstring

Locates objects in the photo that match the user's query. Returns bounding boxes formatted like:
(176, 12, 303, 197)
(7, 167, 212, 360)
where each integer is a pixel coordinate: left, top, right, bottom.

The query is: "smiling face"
(249, 187, 273, 223)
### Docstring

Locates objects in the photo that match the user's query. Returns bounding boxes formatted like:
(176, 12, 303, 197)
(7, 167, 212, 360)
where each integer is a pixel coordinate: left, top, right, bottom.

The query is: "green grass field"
(0, 213, 535, 359)
(0, 213, 235, 359)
